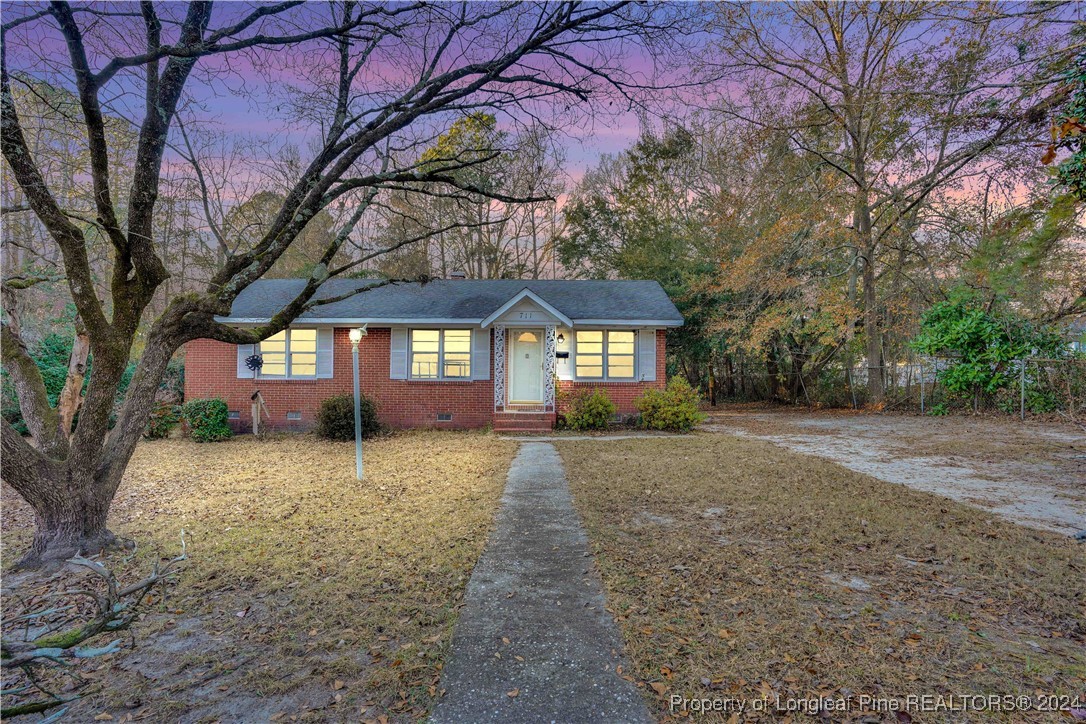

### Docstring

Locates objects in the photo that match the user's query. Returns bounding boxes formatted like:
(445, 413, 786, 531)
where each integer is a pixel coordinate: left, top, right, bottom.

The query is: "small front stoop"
(493, 411, 556, 433)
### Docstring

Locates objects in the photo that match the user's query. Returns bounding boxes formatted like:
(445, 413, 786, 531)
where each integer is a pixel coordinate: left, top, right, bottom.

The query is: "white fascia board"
(216, 315, 683, 328)
(572, 319, 684, 327)
(216, 317, 485, 326)
(479, 288, 573, 329)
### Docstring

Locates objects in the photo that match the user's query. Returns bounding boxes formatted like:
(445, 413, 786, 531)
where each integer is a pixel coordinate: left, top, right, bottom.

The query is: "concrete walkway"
(431, 442, 650, 724)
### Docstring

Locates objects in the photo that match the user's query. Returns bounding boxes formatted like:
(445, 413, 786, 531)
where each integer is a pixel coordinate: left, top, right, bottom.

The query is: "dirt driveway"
(703, 406, 1086, 536)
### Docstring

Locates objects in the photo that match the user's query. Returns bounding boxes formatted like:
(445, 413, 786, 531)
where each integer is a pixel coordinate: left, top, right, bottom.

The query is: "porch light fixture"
(557, 333, 565, 344)
(349, 325, 368, 479)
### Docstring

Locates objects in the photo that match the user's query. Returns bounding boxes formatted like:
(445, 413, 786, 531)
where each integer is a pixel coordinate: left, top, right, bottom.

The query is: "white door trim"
(508, 328, 544, 404)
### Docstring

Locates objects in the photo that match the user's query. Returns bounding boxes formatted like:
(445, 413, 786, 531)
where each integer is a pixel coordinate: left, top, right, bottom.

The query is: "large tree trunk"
(22, 469, 121, 567)
(862, 248, 884, 403)
(1, 423, 121, 568)
(854, 188, 885, 405)
(3, 331, 175, 568)
(765, 339, 788, 402)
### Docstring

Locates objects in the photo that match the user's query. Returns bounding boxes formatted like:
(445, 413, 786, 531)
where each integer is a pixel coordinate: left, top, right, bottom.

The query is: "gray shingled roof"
(218, 279, 683, 325)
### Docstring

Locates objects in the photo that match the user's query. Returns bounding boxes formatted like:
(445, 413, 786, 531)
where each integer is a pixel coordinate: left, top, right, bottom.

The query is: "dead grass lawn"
(558, 434, 1086, 722)
(2, 431, 515, 722)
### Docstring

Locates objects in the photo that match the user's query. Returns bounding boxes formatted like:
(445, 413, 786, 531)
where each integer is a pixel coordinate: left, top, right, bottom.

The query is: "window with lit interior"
(257, 328, 318, 378)
(410, 329, 471, 379)
(574, 330, 635, 380)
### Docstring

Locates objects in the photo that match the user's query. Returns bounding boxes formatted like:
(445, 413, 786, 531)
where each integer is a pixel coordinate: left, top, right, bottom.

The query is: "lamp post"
(349, 325, 368, 480)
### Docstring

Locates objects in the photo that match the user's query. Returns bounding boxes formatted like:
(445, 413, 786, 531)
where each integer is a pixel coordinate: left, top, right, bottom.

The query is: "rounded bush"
(316, 393, 381, 441)
(563, 388, 616, 431)
(636, 377, 705, 432)
(181, 398, 233, 443)
(144, 402, 182, 440)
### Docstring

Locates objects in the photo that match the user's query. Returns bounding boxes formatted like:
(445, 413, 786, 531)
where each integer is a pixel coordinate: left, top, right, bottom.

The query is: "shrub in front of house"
(144, 402, 182, 439)
(316, 393, 381, 441)
(636, 377, 705, 432)
(563, 388, 616, 431)
(181, 398, 233, 442)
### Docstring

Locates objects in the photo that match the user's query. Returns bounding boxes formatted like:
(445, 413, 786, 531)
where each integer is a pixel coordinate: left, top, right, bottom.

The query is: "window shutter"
(472, 328, 490, 380)
(316, 328, 334, 378)
(237, 344, 255, 379)
(389, 328, 408, 379)
(637, 329, 657, 381)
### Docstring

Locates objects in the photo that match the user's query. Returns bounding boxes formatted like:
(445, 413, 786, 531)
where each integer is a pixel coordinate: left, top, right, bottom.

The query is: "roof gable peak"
(479, 287, 573, 329)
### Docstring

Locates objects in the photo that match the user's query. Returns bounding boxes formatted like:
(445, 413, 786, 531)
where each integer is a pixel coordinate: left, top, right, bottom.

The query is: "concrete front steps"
(493, 411, 556, 433)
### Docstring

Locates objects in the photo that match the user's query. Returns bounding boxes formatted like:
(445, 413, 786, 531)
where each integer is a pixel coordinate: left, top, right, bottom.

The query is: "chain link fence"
(713, 356, 1086, 421)
(853, 357, 1086, 419)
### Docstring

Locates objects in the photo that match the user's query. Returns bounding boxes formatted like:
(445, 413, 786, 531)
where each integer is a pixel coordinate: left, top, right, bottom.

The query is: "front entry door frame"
(493, 324, 556, 412)
(508, 328, 544, 404)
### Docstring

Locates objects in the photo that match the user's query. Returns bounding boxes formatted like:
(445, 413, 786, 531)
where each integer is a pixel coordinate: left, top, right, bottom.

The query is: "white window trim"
(409, 328, 473, 381)
(256, 328, 319, 380)
(572, 329, 637, 382)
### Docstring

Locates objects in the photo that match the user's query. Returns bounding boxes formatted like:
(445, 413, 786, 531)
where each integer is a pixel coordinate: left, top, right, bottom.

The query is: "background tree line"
(558, 2, 1086, 407)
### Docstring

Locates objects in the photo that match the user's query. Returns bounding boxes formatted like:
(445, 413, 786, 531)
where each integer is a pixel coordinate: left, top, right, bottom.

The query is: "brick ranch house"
(184, 278, 683, 432)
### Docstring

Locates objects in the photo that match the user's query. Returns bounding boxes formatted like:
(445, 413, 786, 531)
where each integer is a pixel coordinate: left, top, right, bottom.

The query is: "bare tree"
(705, 1, 1079, 402)
(0, 1, 667, 567)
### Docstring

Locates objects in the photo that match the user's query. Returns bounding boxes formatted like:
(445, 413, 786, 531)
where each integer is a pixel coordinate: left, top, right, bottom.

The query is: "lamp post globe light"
(348, 326, 367, 480)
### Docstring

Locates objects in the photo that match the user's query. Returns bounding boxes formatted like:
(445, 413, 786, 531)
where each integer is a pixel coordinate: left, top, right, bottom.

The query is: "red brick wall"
(184, 327, 668, 431)
(556, 329, 667, 416)
(184, 328, 493, 431)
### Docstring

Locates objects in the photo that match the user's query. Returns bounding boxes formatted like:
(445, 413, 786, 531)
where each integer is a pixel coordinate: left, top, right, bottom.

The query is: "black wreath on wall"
(245, 354, 264, 372)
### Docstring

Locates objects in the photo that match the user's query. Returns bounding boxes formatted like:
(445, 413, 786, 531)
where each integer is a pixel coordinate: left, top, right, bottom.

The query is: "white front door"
(509, 329, 543, 403)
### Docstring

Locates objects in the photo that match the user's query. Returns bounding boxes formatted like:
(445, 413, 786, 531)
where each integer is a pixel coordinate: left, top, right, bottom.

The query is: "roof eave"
(215, 316, 684, 327)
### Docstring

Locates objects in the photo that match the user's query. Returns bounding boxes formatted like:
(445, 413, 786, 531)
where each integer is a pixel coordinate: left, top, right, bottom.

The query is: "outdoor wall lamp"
(557, 333, 565, 344)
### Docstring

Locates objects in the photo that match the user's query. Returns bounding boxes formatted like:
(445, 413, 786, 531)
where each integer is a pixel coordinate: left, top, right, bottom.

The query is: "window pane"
(411, 329, 440, 352)
(608, 331, 635, 356)
(608, 357, 634, 379)
(444, 354, 471, 378)
(291, 352, 317, 377)
(412, 353, 439, 378)
(576, 363, 603, 378)
(260, 331, 286, 354)
(444, 329, 471, 354)
(576, 330, 602, 356)
(290, 328, 317, 353)
(261, 354, 286, 376)
(575, 330, 604, 378)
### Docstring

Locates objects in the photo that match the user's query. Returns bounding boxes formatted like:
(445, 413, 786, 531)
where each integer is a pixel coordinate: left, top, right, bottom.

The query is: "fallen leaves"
(1, 432, 517, 722)
(559, 433, 1086, 723)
